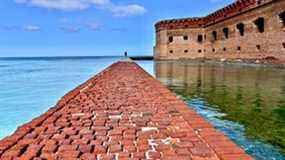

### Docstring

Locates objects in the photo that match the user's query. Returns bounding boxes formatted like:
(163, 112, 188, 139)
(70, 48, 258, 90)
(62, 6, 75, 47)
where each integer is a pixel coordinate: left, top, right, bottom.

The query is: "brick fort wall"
(154, 0, 285, 62)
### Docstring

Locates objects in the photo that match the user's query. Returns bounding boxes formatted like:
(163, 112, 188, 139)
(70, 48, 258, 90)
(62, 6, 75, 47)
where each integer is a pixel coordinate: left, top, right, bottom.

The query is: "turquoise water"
(0, 57, 285, 159)
(0, 57, 154, 139)
(155, 61, 285, 160)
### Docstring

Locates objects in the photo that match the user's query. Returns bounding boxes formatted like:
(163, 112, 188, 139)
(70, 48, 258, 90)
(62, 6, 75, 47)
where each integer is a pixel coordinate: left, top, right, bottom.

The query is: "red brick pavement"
(0, 61, 253, 160)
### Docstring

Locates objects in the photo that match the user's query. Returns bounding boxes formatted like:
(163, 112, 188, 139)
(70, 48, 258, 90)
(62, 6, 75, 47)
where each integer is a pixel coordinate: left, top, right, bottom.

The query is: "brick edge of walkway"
(0, 62, 117, 153)
(0, 61, 253, 160)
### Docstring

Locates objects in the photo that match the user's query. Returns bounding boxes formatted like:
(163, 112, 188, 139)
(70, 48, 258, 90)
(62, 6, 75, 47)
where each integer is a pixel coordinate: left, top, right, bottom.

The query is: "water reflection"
(155, 61, 285, 159)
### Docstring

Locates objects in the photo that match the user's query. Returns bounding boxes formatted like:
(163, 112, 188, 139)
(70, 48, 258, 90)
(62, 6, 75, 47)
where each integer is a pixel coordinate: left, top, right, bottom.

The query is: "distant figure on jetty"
(124, 51, 128, 57)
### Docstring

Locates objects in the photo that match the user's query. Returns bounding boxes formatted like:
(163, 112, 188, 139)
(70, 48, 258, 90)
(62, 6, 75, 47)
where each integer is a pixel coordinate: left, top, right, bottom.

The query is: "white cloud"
(110, 27, 128, 32)
(110, 4, 146, 17)
(15, 0, 89, 11)
(85, 22, 102, 31)
(24, 25, 41, 32)
(14, 0, 147, 17)
(59, 25, 80, 33)
(0, 25, 20, 31)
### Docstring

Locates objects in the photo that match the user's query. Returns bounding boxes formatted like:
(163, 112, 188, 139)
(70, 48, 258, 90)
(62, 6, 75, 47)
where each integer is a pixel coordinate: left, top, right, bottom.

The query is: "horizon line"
(0, 55, 153, 59)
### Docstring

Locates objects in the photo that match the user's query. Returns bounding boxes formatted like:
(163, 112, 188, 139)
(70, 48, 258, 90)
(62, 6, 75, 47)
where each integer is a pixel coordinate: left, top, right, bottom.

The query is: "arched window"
(183, 35, 188, 40)
(237, 23, 245, 36)
(223, 27, 229, 39)
(212, 31, 217, 41)
(256, 45, 261, 50)
(254, 17, 265, 33)
(279, 11, 285, 26)
(197, 35, 203, 43)
(169, 36, 173, 43)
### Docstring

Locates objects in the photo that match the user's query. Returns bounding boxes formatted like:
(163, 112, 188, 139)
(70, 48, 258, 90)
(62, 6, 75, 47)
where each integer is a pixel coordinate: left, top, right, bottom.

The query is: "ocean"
(0, 56, 153, 139)
(0, 57, 284, 159)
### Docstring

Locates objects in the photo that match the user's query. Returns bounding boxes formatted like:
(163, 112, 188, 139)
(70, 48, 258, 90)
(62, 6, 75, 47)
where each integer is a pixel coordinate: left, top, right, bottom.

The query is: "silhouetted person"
(124, 51, 128, 57)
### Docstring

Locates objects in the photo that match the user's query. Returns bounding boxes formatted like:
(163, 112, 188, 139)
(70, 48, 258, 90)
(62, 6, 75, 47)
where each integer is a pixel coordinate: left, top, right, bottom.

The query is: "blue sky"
(0, 0, 234, 57)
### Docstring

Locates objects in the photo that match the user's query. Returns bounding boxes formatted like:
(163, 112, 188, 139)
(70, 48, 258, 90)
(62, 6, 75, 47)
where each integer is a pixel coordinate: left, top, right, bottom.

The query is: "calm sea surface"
(0, 57, 153, 138)
(0, 57, 284, 159)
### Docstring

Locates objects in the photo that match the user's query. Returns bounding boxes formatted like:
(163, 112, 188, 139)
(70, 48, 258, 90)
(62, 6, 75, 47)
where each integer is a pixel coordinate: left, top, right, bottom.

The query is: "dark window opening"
(204, 49, 206, 52)
(279, 11, 285, 26)
(256, 45, 261, 50)
(197, 35, 203, 43)
(204, 35, 207, 40)
(169, 36, 173, 43)
(212, 48, 215, 52)
(283, 43, 285, 48)
(254, 17, 265, 33)
(184, 50, 188, 53)
(237, 23, 245, 36)
(198, 50, 202, 53)
(183, 35, 188, 40)
(212, 31, 217, 41)
(169, 50, 173, 53)
(223, 48, 226, 51)
(223, 27, 229, 39)
(237, 46, 241, 51)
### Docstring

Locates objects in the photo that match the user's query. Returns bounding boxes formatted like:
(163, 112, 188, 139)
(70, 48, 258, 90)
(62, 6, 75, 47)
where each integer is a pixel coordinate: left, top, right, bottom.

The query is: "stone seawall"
(0, 61, 252, 159)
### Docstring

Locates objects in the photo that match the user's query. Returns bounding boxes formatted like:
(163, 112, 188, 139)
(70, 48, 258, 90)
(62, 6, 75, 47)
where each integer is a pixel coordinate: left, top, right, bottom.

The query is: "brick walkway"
(0, 61, 253, 160)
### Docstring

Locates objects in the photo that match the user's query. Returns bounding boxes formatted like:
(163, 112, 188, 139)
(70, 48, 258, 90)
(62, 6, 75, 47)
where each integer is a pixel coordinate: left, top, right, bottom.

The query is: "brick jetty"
(0, 61, 252, 160)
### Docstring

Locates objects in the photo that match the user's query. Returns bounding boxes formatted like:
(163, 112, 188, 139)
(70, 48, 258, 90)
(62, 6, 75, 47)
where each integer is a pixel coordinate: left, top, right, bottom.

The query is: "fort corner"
(154, 0, 285, 62)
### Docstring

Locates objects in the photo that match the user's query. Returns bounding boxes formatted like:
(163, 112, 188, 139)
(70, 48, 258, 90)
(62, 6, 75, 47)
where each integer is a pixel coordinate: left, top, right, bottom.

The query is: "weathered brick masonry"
(154, 0, 285, 63)
(0, 62, 252, 160)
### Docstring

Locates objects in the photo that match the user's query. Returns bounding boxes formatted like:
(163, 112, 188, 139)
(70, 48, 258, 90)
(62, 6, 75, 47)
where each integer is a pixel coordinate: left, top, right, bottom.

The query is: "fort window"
(283, 43, 285, 48)
(223, 48, 227, 51)
(212, 48, 215, 52)
(204, 35, 207, 40)
(197, 35, 203, 43)
(223, 28, 229, 39)
(237, 46, 241, 51)
(169, 36, 173, 43)
(256, 45, 261, 50)
(183, 35, 188, 40)
(237, 23, 245, 36)
(212, 31, 217, 41)
(169, 50, 173, 54)
(184, 50, 188, 53)
(198, 49, 202, 53)
(279, 11, 285, 26)
(254, 17, 265, 33)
